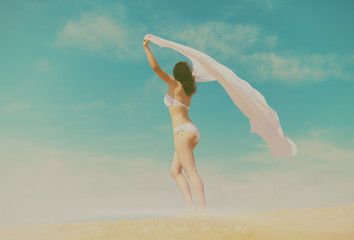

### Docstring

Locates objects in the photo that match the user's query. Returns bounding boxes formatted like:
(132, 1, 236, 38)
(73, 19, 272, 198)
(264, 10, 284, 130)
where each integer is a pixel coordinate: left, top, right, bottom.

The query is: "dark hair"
(173, 61, 197, 96)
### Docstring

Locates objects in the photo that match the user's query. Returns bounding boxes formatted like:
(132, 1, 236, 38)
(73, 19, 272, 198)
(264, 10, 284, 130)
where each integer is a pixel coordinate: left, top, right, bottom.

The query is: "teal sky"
(1, 0, 354, 225)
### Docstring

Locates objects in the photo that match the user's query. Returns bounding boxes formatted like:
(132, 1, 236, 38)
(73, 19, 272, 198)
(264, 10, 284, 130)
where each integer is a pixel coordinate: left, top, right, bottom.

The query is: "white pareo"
(144, 34, 298, 158)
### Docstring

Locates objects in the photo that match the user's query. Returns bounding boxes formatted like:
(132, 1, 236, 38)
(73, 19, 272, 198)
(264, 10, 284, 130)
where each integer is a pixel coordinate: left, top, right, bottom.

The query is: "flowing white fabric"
(144, 34, 297, 158)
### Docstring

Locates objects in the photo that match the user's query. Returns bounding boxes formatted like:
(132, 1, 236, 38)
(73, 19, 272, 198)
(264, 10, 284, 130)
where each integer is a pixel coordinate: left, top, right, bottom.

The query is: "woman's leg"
(170, 151, 194, 209)
(174, 131, 207, 213)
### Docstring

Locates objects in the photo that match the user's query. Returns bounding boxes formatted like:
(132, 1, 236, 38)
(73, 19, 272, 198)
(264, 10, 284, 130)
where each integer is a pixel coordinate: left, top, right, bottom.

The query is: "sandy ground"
(1, 204, 353, 240)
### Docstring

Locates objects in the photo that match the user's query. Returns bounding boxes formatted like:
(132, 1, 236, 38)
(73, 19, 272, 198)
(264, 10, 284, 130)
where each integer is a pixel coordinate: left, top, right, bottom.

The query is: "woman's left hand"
(143, 39, 150, 48)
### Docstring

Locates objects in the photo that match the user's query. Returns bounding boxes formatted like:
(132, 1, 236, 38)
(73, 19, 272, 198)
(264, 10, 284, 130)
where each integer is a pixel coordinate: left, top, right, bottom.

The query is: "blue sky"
(1, 0, 354, 225)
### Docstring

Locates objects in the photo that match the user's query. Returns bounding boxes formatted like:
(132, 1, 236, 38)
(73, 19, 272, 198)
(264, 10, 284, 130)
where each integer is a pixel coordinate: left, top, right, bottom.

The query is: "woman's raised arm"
(143, 39, 176, 85)
(144, 39, 160, 70)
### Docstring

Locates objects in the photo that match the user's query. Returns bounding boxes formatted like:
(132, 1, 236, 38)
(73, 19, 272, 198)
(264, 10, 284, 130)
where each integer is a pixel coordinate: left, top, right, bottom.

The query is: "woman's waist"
(171, 117, 193, 129)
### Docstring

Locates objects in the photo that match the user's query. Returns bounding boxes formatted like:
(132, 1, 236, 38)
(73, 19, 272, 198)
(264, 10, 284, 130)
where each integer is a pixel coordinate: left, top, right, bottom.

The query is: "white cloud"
(69, 101, 105, 112)
(0, 96, 32, 114)
(221, 0, 286, 19)
(204, 166, 354, 214)
(198, 131, 354, 213)
(1, 102, 31, 112)
(242, 0, 280, 10)
(155, 122, 171, 132)
(36, 127, 65, 135)
(242, 53, 354, 83)
(36, 57, 51, 73)
(1, 128, 353, 225)
(0, 138, 174, 225)
(55, 7, 144, 59)
(121, 102, 134, 110)
(169, 22, 278, 57)
(162, 21, 353, 83)
(53, 4, 353, 83)
(143, 75, 168, 97)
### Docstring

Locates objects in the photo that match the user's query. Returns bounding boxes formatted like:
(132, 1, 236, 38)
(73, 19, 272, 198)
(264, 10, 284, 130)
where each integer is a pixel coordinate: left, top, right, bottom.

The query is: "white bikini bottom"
(173, 122, 200, 143)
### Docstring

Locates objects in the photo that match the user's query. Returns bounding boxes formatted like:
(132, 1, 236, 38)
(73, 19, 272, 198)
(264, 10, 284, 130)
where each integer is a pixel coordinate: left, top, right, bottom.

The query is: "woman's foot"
(175, 205, 196, 218)
(196, 207, 210, 216)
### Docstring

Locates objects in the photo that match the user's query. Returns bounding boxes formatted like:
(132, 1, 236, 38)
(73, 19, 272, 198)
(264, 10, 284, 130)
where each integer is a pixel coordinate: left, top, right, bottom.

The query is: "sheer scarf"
(144, 34, 297, 158)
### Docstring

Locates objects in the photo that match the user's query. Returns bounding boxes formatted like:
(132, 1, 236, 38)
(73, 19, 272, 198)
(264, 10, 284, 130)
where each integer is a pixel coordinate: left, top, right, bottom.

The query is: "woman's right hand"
(143, 39, 150, 48)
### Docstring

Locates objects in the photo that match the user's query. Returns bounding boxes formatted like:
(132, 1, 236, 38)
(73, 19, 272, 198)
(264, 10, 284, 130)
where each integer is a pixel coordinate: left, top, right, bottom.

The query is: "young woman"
(143, 39, 208, 216)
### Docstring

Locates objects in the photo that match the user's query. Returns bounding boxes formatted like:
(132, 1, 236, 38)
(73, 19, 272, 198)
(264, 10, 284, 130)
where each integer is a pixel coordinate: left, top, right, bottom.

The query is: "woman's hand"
(143, 39, 150, 48)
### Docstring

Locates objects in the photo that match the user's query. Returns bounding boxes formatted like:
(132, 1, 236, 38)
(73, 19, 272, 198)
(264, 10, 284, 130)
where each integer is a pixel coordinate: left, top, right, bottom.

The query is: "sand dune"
(1, 204, 353, 240)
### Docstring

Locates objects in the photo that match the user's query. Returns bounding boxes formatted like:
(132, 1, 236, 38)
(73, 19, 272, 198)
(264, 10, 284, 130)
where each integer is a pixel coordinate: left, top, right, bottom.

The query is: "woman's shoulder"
(170, 80, 192, 97)
(168, 80, 181, 90)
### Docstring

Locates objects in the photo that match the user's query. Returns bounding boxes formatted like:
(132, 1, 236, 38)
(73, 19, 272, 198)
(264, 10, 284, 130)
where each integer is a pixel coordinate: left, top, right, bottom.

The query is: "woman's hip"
(173, 122, 200, 141)
(173, 122, 198, 131)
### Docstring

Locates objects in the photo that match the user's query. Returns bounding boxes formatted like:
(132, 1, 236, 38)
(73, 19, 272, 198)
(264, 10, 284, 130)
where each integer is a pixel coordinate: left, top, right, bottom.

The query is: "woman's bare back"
(167, 81, 193, 128)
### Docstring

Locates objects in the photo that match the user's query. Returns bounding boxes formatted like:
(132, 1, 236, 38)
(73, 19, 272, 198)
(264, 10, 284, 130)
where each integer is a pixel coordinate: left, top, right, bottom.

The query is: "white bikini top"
(164, 94, 190, 110)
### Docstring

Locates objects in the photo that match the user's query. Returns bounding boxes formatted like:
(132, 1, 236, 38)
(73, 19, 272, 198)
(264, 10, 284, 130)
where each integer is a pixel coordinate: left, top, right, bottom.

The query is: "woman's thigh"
(170, 151, 182, 174)
(173, 131, 198, 172)
(171, 139, 199, 174)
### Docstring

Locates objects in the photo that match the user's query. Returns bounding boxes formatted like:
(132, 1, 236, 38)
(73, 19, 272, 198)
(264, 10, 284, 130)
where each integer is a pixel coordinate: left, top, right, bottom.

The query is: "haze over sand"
(1, 204, 353, 240)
